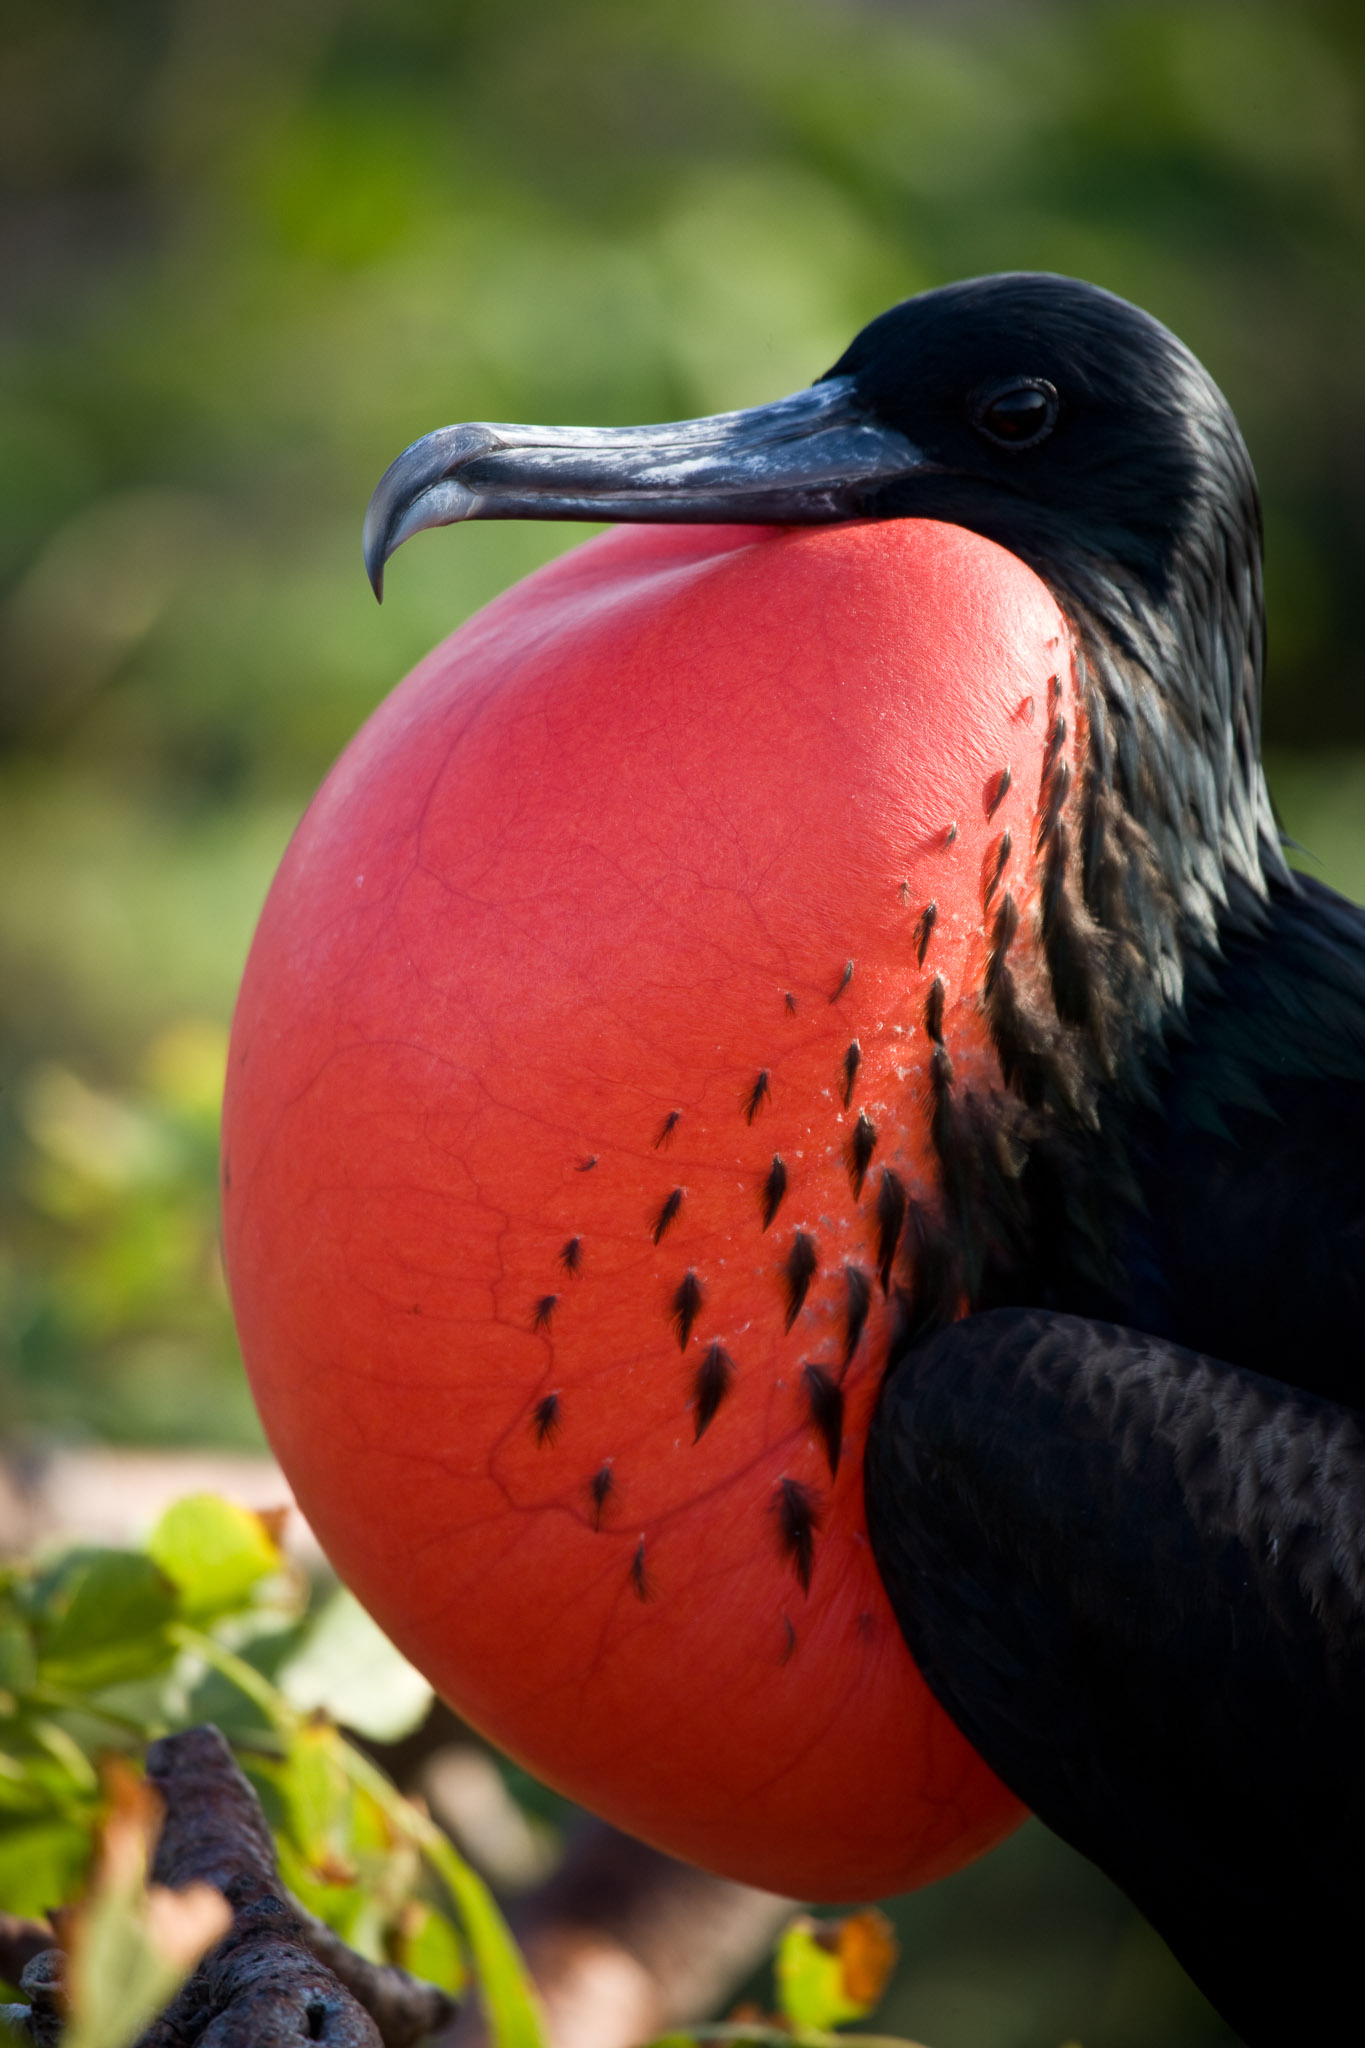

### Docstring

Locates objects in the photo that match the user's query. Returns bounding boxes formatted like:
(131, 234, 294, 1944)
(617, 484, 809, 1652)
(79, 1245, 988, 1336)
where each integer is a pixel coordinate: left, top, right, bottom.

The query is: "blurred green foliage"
(0, 3, 1361, 2042)
(0, 1492, 466, 1979)
(0, 1492, 560, 2048)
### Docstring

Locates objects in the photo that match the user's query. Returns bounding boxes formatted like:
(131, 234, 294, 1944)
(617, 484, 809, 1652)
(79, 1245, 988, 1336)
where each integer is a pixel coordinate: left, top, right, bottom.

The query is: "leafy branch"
(0, 1496, 926, 2048)
(0, 1494, 520, 2043)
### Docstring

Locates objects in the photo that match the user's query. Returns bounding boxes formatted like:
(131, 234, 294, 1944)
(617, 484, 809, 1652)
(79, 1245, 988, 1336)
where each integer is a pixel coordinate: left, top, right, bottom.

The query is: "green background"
(1, 3, 1361, 2042)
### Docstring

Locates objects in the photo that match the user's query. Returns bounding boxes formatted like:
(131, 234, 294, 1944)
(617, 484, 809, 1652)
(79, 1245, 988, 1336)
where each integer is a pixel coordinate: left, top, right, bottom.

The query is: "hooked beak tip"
(362, 433, 491, 601)
(361, 502, 387, 602)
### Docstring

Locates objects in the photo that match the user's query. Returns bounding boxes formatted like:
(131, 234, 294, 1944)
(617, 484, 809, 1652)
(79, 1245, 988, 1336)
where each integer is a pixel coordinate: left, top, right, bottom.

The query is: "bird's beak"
(362, 376, 925, 599)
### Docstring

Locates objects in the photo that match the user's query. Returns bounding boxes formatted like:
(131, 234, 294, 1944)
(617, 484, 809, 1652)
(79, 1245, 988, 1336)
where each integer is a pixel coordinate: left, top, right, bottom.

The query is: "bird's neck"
(1026, 516, 1286, 1088)
(919, 464, 1284, 1086)
(911, 529, 1287, 1331)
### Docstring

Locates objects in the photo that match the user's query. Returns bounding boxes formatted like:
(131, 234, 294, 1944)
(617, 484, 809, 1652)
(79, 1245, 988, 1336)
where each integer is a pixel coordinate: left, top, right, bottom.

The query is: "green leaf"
(276, 1719, 356, 1880)
(276, 1586, 433, 1742)
(396, 1899, 465, 1997)
(776, 1913, 898, 2034)
(146, 1494, 282, 1621)
(34, 1552, 178, 1692)
(0, 1817, 93, 1919)
(275, 1831, 367, 1945)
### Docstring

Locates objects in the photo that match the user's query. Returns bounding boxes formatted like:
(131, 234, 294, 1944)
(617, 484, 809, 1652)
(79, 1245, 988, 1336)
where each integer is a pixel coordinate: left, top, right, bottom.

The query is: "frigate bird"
(352, 273, 1365, 2046)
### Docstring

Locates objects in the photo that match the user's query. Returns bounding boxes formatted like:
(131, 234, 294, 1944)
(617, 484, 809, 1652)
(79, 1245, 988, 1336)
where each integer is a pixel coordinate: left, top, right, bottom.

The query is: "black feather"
(671, 1269, 703, 1349)
(589, 1463, 614, 1528)
(874, 1168, 907, 1294)
(842, 1263, 872, 1368)
(783, 1232, 819, 1330)
(914, 900, 937, 965)
(760, 1154, 788, 1230)
(532, 1392, 561, 1446)
(847, 1110, 877, 1198)
(692, 1342, 735, 1440)
(802, 1363, 844, 1475)
(1036, 714, 1070, 850)
(983, 828, 1012, 907)
(774, 1477, 820, 1592)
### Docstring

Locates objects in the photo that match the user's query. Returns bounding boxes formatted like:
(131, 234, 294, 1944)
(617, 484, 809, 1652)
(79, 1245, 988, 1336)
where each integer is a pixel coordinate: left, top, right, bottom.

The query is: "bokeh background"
(1, 2, 1361, 2042)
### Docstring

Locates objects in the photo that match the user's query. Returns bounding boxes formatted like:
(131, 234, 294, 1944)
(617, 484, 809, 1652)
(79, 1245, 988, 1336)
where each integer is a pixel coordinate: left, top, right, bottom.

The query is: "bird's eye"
(971, 379, 1059, 450)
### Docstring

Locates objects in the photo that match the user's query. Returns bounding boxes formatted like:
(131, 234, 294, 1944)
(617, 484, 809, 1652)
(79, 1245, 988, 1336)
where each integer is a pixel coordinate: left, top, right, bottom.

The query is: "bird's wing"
(1106, 872, 1365, 1403)
(864, 1305, 1365, 2048)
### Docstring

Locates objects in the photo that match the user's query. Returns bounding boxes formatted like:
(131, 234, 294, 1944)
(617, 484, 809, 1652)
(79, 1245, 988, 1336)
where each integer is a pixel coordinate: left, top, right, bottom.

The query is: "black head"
(827, 273, 1259, 619)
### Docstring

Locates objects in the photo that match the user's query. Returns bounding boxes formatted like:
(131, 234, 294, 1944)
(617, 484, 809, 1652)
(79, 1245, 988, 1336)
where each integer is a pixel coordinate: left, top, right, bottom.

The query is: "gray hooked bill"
(362, 377, 925, 599)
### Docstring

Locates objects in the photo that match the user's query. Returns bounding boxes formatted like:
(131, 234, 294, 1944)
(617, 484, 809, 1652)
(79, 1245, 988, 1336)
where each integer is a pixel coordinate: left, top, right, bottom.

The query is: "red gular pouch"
(223, 516, 1081, 1899)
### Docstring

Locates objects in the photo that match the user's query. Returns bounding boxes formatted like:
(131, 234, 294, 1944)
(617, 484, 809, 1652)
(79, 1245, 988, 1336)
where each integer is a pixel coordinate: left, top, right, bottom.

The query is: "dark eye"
(971, 378, 1059, 449)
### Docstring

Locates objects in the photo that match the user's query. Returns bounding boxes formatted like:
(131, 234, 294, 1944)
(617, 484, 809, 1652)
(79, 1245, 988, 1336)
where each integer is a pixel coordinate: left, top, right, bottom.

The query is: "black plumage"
(865, 1311, 1365, 2048)
(365, 271, 1365, 2047)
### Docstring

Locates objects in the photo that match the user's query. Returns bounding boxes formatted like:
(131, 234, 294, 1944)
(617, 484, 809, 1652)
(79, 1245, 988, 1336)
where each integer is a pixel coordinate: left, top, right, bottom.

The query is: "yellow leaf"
(775, 1910, 899, 2034)
(147, 1493, 282, 1619)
